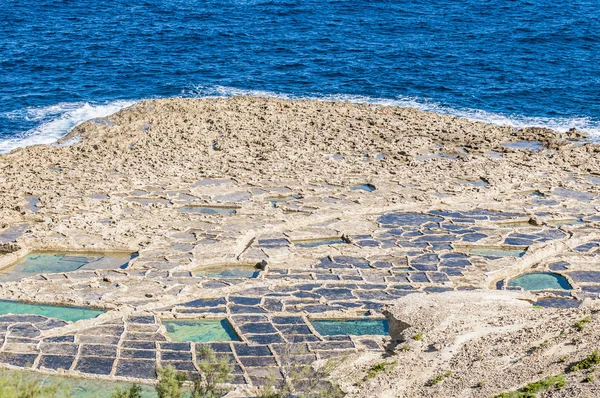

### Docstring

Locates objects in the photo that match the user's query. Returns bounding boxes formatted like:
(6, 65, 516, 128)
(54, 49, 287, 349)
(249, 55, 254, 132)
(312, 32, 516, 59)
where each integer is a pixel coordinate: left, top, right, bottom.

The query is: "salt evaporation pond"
(311, 319, 389, 336)
(163, 319, 239, 342)
(0, 252, 133, 282)
(508, 272, 572, 291)
(0, 300, 104, 323)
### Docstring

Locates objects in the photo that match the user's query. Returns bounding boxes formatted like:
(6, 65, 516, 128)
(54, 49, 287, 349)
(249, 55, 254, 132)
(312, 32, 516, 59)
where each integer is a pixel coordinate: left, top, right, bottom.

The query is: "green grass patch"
(426, 371, 451, 387)
(494, 374, 565, 398)
(569, 349, 600, 372)
(574, 316, 591, 332)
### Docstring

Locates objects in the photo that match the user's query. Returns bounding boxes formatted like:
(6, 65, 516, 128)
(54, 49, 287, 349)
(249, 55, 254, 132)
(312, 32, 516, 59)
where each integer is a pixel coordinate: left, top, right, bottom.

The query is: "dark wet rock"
(75, 356, 115, 375)
(116, 359, 157, 379)
(0, 315, 47, 323)
(271, 316, 305, 325)
(230, 296, 262, 306)
(246, 334, 284, 344)
(80, 344, 118, 357)
(0, 352, 38, 367)
(234, 344, 272, 357)
(40, 343, 78, 355)
(238, 322, 278, 334)
(160, 342, 191, 351)
(239, 356, 278, 367)
(122, 341, 156, 350)
(121, 349, 156, 359)
(535, 298, 581, 309)
(567, 271, 600, 283)
(161, 351, 192, 361)
(39, 355, 75, 370)
(378, 213, 443, 227)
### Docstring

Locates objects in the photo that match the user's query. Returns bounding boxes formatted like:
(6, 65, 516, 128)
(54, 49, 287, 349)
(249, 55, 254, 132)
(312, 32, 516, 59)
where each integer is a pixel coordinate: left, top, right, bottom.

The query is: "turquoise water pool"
(163, 319, 239, 342)
(0, 300, 104, 323)
(467, 247, 526, 258)
(311, 319, 389, 336)
(194, 265, 259, 279)
(0, 252, 132, 281)
(508, 272, 572, 291)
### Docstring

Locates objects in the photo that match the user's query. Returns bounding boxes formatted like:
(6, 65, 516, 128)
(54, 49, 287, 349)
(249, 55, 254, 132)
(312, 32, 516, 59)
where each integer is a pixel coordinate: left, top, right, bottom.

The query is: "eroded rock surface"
(0, 97, 599, 396)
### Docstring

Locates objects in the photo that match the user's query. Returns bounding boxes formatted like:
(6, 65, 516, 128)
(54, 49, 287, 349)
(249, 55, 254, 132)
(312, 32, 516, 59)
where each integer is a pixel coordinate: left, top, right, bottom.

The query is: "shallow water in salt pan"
(0, 300, 104, 323)
(0, 252, 132, 281)
(311, 319, 389, 336)
(163, 319, 239, 342)
(508, 272, 572, 291)
(467, 247, 526, 258)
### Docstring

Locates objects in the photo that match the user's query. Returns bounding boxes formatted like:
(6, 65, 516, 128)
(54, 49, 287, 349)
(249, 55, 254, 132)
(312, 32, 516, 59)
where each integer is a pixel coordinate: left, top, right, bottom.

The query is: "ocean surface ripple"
(1, 0, 599, 151)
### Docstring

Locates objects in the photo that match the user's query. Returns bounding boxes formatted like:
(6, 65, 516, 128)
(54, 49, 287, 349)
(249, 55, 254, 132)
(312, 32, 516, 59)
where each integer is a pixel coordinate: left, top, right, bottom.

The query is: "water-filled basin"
(0, 300, 104, 323)
(310, 319, 389, 336)
(163, 319, 239, 342)
(508, 272, 572, 291)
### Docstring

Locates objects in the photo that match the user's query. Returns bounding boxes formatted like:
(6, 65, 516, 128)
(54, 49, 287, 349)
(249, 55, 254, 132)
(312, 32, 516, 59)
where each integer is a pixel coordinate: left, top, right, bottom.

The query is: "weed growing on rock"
(156, 365, 187, 398)
(111, 384, 143, 398)
(426, 371, 451, 387)
(194, 345, 234, 397)
(569, 349, 600, 372)
(412, 332, 423, 341)
(354, 361, 397, 386)
(494, 374, 565, 398)
(574, 316, 591, 331)
(258, 342, 344, 398)
(0, 372, 69, 397)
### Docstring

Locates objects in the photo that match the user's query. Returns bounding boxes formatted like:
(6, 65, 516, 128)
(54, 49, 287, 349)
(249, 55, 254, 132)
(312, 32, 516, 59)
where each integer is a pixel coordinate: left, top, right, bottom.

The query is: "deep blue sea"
(1, 0, 599, 152)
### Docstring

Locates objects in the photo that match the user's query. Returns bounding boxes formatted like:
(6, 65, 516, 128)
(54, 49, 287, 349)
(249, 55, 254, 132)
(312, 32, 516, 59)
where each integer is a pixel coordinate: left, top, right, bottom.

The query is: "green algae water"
(0, 370, 157, 398)
(163, 319, 239, 342)
(0, 300, 104, 323)
(194, 265, 259, 279)
(311, 319, 389, 336)
(508, 272, 572, 291)
(0, 252, 132, 282)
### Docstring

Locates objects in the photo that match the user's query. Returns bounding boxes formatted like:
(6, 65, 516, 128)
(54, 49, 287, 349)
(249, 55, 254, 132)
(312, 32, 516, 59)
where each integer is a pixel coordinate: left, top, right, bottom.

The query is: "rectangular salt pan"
(0, 252, 133, 282)
(311, 319, 389, 336)
(0, 300, 104, 323)
(163, 319, 240, 342)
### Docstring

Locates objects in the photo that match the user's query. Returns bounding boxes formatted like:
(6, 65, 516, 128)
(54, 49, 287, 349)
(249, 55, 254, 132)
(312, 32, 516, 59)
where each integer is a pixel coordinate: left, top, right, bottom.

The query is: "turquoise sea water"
(1, 0, 599, 153)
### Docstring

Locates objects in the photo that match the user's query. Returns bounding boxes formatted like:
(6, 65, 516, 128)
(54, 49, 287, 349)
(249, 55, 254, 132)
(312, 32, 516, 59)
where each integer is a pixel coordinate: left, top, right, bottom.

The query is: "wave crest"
(188, 85, 600, 137)
(0, 101, 134, 154)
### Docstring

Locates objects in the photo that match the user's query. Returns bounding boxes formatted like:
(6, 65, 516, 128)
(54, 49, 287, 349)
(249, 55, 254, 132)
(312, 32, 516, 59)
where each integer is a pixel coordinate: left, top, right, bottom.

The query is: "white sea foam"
(2, 86, 598, 154)
(188, 85, 600, 139)
(0, 100, 135, 154)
